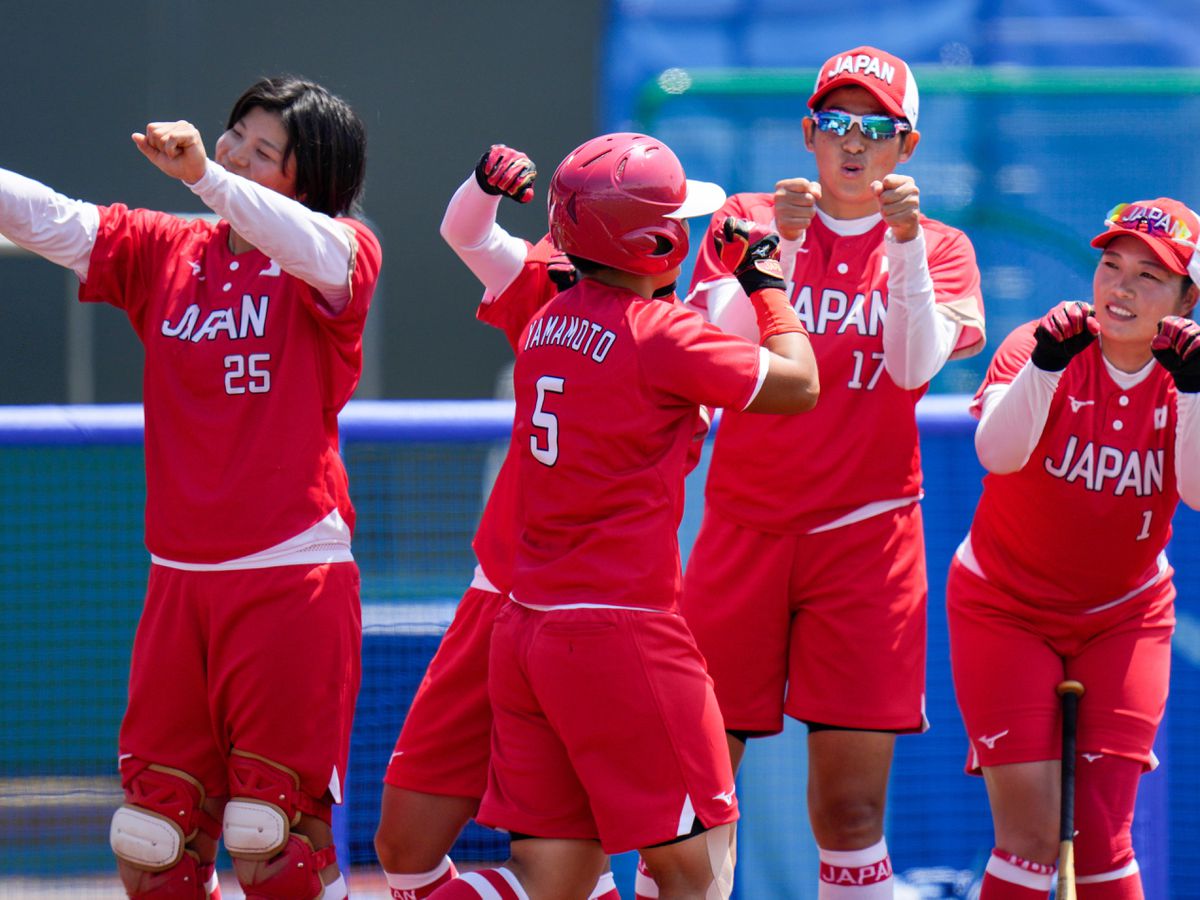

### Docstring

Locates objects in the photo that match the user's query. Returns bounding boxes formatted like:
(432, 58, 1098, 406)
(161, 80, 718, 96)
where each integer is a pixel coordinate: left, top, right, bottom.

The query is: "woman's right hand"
(132, 121, 209, 185)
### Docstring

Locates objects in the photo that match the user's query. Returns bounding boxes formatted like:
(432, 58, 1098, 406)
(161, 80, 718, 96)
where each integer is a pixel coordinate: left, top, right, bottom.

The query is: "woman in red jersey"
(949, 198, 1200, 899)
(0, 76, 381, 900)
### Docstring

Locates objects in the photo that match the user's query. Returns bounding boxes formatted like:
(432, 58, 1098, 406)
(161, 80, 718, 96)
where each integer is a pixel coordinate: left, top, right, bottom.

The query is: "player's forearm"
(187, 159, 354, 309)
(440, 176, 527, 297)
(1176, 391, 1200, 509)
(881, 227, 959, 388)
(974, 361, 1061, 473)
(0, 167, 97, 279)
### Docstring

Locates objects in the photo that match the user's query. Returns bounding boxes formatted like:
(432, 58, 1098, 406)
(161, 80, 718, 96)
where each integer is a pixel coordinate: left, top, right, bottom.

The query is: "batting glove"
(547, 250, 579, 291)
(715, 217, 786, 296)
(1031, 301, 1099, 371)
(1152, 316, 1200, 392)
(474, 144, 536, 203)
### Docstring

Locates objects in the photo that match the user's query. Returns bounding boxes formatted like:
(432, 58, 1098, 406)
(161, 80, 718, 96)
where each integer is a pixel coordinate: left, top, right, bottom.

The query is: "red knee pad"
(1073, 753, 1140, 878)
(240, 834, 336, 900)
(111, 759, 220, 874)
(126, 852, 210, 900)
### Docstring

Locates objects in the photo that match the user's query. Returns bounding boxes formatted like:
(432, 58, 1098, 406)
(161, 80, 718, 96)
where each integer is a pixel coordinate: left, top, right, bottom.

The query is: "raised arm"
(1152, 316, 1200, 508)
(439, 144, 534, 298)
(133, 120, 357, 311)
(0, 167, 98, 279)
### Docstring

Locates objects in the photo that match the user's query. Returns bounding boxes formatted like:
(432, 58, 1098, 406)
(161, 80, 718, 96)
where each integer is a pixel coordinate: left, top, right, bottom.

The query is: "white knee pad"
(705, 823, 737, 900)
(222, 799, 290, 859)
(110, 805, 185, 870)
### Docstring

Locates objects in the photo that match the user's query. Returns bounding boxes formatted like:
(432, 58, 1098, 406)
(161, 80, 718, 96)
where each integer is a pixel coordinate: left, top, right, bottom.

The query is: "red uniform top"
(510, 279, 763, 611)
(472, 237, 561, 594)
(691, 192, 982, 533)
(80, 205, 382, 563)
(967, 324, 1179, 610)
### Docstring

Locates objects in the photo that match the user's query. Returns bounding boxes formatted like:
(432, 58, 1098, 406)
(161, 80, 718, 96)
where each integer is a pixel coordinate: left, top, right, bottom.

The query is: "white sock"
(818, 837, 894, 898)
(323, 872, 349, 900)
(635, 856, 660, 898)
(385, 856, 455, 891)
(589, 871, 618, 898)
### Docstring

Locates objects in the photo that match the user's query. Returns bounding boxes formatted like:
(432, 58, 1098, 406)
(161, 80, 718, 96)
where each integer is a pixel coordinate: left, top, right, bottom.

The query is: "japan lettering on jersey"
(968, 324, 1179, 609)
(510, 279, 762, 611)
(80, 205, 382, 563)
(688, 191, 983, 533)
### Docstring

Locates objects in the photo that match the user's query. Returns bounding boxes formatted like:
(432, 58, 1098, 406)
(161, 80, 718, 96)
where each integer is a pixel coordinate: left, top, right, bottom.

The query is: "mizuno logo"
(188, 260, 202, 276)
(712, 789, 736, 806)
(1082, 753, 1103, 762)
(1069, 397, 1095, 413)
(978, 729, 1009, 750)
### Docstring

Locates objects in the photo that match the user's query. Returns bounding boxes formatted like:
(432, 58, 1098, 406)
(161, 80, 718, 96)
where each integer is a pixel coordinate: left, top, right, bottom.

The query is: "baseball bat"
(1057, 679, 1085, 900)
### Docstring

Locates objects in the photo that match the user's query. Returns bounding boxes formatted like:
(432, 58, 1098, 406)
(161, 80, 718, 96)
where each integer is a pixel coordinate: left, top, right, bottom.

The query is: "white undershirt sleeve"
(0, 167, 98, 280)
(974, 360, 1063, 474)
(882, 226, 961, 389)
(186, 159, 354, 311)
(1176, 391, 1200, 509)
(439, 176, 527, 298)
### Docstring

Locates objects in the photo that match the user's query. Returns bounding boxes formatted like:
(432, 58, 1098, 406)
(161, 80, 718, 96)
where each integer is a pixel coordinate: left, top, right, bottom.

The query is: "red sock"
(980, 849, 1053, 899)
(386, 857, 459, 899)
(1077, 861, 1143, 900)
(634, 857, 658, 899)
(427, 868, 528, 899)
(589, 870, 622, 899)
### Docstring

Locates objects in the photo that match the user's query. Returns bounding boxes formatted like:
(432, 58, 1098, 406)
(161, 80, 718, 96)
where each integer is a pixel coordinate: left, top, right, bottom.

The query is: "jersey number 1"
(530, 375, 565, 466)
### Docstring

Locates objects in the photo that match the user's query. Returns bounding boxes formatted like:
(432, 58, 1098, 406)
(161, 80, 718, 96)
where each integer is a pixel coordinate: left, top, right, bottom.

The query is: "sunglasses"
(811, 109, 911, 141)
(1105, 202, 1196, 247)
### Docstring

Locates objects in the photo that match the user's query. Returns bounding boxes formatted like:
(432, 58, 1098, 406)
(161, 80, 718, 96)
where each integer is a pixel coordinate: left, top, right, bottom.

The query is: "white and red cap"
(808, 46, 919, 128)
(1091, 198, 1200, 287)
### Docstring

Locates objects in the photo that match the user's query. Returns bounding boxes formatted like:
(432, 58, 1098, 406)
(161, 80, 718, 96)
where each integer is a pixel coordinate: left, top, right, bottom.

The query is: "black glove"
(714, 217, 786, 295)
(474, 144, 536, 203)
(1152, 315, 1200, 392)
(546, 250, 579, 292)
(1031, 301, 1098, 371)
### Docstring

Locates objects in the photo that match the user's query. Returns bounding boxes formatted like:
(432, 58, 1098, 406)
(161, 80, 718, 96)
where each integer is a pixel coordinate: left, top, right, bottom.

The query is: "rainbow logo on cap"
(1106, 202, 1195, 244)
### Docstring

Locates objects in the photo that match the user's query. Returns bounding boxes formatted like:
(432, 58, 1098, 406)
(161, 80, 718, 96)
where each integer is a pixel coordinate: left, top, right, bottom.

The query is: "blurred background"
(4, 0, 1200, 897)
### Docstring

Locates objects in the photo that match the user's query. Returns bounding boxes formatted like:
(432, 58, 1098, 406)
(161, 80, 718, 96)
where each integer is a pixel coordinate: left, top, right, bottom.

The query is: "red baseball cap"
(808, 46, 919, 127)
(1091, 198, 1200, 284)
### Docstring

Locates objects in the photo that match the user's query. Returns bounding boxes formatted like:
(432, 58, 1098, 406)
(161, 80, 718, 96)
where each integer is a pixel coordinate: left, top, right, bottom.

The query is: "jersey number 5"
(530, 375, 565, 466)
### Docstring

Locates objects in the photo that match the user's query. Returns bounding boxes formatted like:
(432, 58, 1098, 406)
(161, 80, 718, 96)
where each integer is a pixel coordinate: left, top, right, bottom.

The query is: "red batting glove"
(546, 250, 579, 291)
(714, 218, 804, 341)
(475, 144, 536, 203)
(1152, 315, 1200, 392)
(1031, 301, 1099, 371)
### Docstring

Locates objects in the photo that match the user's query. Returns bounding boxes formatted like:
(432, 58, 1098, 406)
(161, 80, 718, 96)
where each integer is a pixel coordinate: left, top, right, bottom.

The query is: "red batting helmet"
(548, 133, 726, 275)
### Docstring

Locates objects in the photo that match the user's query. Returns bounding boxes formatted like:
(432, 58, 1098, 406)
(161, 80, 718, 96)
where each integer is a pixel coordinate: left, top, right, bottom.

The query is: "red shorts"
(119, 562, 361, 804)
(947, 556, 1174, 771)
(682, 503, 927, 734)
(478, 602, 738, 855)
(384, 586, 505, 801)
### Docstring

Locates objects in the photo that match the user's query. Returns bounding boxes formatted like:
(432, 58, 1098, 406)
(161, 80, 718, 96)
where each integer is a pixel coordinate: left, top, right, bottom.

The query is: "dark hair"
(566, 254, 604, 275)
(226, 76, 367, 217)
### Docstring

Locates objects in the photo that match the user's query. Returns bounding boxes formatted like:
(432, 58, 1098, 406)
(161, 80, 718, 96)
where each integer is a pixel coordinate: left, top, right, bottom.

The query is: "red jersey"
(690, 192, 983, 533)
(967, 325, 1180, 609)
(510, 279, 763, 611)
(472, 237, 561, 593)
(80, 205, 382, 563)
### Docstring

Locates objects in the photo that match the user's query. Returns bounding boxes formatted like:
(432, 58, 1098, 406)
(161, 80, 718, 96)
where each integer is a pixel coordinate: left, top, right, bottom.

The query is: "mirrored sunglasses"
(812, 109, 911, 141)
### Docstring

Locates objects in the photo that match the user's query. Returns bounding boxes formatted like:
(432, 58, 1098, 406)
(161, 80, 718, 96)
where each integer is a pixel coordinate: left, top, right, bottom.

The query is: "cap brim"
(808, 77, 908, 121)
(665, 179, 727, 220)
(1091, 227, 1189, 276)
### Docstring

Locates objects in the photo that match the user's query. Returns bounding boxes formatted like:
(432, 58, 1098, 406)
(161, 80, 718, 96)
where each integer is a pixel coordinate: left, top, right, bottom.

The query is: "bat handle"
(1056, 680, 1085, 900)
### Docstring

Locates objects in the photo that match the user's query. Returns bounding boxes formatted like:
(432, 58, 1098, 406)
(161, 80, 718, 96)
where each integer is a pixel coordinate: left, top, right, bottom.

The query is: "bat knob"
(1057, 680, 1085, 698)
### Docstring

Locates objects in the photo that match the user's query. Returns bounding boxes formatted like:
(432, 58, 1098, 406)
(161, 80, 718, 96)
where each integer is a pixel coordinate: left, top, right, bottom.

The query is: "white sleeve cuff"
(188, 159, 353, 305)
(974, 361, 1062, 473)
(1176, 390, 1200, 509)
(882, 226, 958, 388)
(0, 166, 99, 280)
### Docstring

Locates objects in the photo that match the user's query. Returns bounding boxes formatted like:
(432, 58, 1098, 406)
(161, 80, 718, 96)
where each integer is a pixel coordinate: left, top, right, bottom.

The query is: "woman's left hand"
(132, 121, 208, 184)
